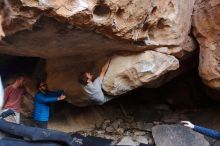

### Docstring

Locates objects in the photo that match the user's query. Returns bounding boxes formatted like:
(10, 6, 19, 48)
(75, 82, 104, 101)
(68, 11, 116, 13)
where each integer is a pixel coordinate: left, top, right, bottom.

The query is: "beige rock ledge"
(102, 51, 179, 95)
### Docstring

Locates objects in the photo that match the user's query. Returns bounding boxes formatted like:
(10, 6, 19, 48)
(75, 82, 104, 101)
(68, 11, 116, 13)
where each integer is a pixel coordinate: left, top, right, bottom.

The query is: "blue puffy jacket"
(33, 90, 63, 122)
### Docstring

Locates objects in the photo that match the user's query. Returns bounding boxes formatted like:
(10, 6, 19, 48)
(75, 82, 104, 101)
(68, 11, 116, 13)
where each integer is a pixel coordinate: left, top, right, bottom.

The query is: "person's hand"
(99, 59, 111, 81)
(181, 121, 195, 129)
(58, 94, 66, 101)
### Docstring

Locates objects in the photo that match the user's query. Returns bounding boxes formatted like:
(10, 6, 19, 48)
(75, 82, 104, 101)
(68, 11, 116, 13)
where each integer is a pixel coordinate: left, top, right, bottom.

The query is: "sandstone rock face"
(103, 51, 179, 95)
(18, 0, 195, 46)
(0, 0, 197, 105)
(193, 0, 220, 90)
(152, 125, 210, 146)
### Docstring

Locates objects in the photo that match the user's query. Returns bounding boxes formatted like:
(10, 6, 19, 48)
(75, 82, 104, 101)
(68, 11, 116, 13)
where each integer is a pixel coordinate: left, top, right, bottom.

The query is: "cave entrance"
(0, 54, 39, 78)
(0, 53, 219, 145)
(0, 53, 45, 85)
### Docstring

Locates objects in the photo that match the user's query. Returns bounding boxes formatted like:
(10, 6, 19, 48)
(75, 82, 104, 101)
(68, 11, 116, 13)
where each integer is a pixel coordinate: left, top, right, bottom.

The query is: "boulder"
(193, 0, 220, 90)
(103, 51, 179, 95)
(152, 124, 210, 146)
(0, 0, 197, 105)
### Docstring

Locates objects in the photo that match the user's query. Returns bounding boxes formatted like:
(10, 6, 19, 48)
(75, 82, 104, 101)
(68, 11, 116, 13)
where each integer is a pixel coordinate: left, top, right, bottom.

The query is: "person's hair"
(36, 81, 45, 89)
(0, 0, 11, 25)
(14, 73, 25, 81)
(78, 72, 88, 86)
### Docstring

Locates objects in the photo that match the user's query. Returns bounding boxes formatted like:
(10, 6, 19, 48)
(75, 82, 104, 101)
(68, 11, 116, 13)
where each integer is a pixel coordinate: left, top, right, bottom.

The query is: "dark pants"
(0, 120, 77, 146)
(35, 120, 48, 129)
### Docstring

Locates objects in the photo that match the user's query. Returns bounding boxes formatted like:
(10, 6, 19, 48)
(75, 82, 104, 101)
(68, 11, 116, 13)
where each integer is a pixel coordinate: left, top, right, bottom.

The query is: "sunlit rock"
(103, 51, 179, 95)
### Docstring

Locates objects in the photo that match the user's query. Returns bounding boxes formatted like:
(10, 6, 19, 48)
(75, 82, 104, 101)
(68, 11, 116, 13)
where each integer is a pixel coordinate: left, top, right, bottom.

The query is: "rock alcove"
(1, 0, 220, 145)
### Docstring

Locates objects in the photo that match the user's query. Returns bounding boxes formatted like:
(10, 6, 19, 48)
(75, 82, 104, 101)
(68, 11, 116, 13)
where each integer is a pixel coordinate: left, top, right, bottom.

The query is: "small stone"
(147, 137, 154, 144)
(102, 123, 107, 130)
(117, 136, 135, 145)
(117, 119, 123, 123)
(106, 126, 115, 133)
(122, 122, 130, 129)
(135, 136, 149, 144)
(124, 131, 131, 136)
(143, 123, 154, 131)
(136, 122, 145, 129)
(153, 121, 161, 125)
(102, 120, 111, 130)
(104, 120, 111, 124)
(116, 128, 124, 135)
(95, 122, 102, 129)
(134, 131, 146, 136)
(96, 130, 105, 135)
(112, 121, 120, 129)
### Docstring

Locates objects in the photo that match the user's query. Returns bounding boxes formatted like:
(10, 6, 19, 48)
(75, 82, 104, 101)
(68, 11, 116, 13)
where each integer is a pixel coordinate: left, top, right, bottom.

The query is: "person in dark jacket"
(181, 121, 220, 139)
(33, 81, 66, 128)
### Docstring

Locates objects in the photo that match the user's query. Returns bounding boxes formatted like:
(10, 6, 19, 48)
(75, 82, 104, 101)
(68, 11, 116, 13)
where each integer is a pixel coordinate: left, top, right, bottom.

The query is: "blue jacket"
(33, 90, 63, 122)
(194, 125, 220, 139)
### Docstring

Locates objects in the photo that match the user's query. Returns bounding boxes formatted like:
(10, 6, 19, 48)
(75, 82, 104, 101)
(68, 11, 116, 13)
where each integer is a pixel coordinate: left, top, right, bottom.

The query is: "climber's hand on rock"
(181, 121, 195, 129)
(58, 94, 66, 101)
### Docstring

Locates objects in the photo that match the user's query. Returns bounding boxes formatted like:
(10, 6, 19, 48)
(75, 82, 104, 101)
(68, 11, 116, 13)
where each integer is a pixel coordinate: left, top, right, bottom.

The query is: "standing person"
(33, 81, 66, 129)
(78, 60, 112, 105)
(2, 74, 26, 124)
(0, 0, 11, 111)
(181, 121, 220, 139)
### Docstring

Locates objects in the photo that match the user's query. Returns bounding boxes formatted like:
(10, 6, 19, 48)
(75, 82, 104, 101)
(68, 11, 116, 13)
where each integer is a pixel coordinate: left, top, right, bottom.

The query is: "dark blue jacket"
(194, 125, 220, 139)
(33, 90, 63, 122)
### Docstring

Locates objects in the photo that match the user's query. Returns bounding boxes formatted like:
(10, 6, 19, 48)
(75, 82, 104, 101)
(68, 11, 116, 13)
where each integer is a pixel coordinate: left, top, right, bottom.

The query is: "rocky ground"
(65, 103, 220, 146)
(76, 117, 154, 145)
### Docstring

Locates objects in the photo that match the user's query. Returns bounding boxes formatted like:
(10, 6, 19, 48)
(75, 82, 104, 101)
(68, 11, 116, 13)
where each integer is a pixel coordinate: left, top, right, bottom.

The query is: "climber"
(33, 81, 66, 128)
(181, 121, 220, 139)
(0, 0, 11, 40)
(78, 59, 112, 105)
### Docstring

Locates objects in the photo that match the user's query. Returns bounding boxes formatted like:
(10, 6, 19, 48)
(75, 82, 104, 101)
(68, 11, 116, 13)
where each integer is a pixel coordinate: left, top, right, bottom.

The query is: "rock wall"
(193, 0, 220, 90)
(12, 0, 195, 46)
(0, 0, 201, 105)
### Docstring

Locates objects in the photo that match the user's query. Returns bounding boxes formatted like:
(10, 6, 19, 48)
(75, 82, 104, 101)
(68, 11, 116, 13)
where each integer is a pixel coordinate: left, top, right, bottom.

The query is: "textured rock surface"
(152, 124, 210, 146)
(193, 0, 220, 90)
(103, 51, 179, 95)
(46, 50, 183, 105)
(6, 0, 195, 46)
(0, 0, 198, 105)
